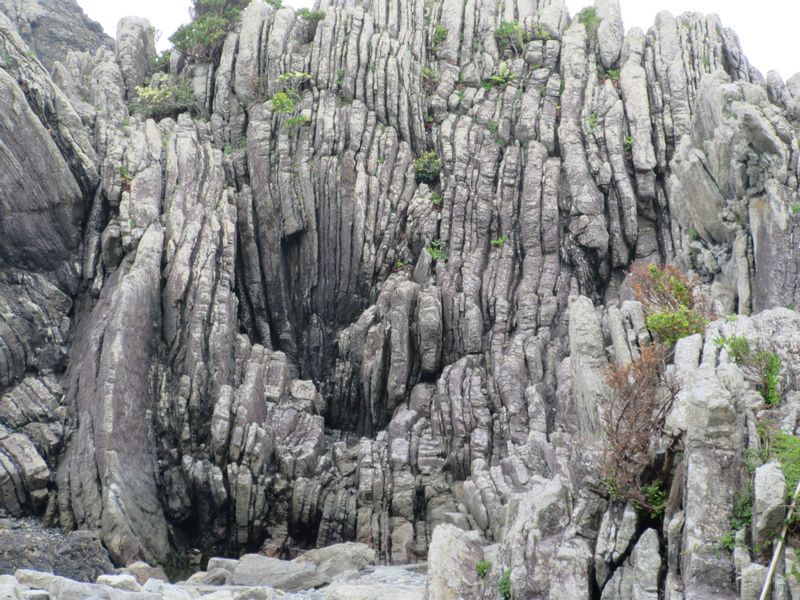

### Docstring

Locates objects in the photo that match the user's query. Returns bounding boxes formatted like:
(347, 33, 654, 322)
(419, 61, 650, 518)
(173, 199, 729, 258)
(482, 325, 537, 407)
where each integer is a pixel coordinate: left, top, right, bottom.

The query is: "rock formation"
(0, 0, 799, 598)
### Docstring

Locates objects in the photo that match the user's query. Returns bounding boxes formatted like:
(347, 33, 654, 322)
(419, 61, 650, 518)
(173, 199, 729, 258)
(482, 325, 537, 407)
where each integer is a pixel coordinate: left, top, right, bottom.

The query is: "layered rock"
(0, 0, 798, 599)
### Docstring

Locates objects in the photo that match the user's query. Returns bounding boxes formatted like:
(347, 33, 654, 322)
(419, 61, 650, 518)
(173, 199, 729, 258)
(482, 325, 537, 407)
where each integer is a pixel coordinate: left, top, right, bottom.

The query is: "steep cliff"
(1, 0, 799, 598)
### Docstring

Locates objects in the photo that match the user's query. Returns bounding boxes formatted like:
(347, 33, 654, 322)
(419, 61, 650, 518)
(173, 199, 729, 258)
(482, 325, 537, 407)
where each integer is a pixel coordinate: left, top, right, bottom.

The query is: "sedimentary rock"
(0, 0, 799, 598)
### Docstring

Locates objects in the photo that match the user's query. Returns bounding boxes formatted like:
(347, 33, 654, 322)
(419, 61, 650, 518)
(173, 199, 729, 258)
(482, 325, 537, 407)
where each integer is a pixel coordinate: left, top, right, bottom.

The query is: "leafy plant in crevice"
(630, 262, 715, 345)
(533, 22, 552, 41)
(719, 484, 755, 552)
(426, 239, 448, 261)
(498, 570, 512, 600)
(414, 150, 443, 184)
(587, 111, 598, 134)
(270, 90, 299, 114)
(482, 65, 516, 90)
(285, 114, 312, 128)
(118, 165, 133, 192)
(421, 66, 439, 92)
(624, 135, 633, 151)
(577, 6, 602, 40)
(475, 560, 491, 579)
(494, 21, 529, 56)
(430, 191, 443, 207)
(129, 77, 194, 120)
(715, 335, 782, 405)
(433, 24, 448, 48)
(491, 235, 508, 248)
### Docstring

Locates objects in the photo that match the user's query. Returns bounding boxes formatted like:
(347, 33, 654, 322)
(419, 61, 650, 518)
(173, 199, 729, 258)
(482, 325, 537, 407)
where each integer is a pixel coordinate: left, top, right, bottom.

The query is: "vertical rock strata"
(0, 0, 799, 597)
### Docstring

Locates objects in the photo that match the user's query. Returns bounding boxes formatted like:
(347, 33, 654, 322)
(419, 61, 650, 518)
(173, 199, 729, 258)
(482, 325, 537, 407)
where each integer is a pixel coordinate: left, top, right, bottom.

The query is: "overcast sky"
(77, 0, 798, 80)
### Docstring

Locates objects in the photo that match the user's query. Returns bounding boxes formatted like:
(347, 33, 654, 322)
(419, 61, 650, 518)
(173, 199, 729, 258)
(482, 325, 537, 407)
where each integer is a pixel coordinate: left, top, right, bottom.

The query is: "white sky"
(77, 0, 798, 80)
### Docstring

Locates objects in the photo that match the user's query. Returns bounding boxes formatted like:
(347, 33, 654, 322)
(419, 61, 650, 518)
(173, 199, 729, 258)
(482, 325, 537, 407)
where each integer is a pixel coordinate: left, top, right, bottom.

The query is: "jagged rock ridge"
(0, 0, 799, 598)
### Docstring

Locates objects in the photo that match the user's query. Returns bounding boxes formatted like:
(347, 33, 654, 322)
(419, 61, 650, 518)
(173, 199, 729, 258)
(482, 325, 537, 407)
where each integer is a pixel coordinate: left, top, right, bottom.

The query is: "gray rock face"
(0, 0, 112, 71)
(424, 524, 484, 600)
(752, 462, 785, 556)
(0, 0, 799, 598)
(0, 520, 113, 582)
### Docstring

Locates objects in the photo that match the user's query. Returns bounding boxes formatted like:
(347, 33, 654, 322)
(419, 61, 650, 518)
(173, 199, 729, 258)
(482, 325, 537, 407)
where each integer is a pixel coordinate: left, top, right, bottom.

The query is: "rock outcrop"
(0, 0, 799, 599)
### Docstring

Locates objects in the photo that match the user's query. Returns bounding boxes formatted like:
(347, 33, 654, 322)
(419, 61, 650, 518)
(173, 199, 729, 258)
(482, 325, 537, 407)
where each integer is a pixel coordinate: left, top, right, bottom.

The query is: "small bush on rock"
(630, 262, 714, 345)
(577, 7, 601, 39)
(715, 335, 782, 405)
(475, 560, 491, 579)
(130, 78, 194, 120)
(415, 151, 442, 183)
(296, 8, 325, 24)
(270, 91, 299, 114)
(498, 570, 512, 599)
(426, 239, 448, 262)
(433, 24, 448, 47)
(170, 0, 247, 60)
(602, 344, 679, 513)
(494, 21, 528, 56)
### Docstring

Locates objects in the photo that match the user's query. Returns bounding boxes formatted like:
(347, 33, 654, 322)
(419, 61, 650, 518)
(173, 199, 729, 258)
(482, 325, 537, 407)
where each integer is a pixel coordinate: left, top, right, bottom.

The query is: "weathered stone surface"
(293, 542, 376, 578)
(0, 0, 111, 71)
(424, 524, 483, 600)
(230, 555, 328, 591)
(752, 462, 786, 557)
(0, 521, 113, 582)
(0, 1, 797, 598)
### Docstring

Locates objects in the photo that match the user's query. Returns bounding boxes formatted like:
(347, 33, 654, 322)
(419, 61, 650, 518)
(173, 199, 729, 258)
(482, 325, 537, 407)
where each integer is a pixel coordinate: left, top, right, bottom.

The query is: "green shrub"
(759, 351, 782, 405)
(431, 192, 443, 207)
(491, 235, 508, 248)
(631, 262, 714, 345)
(482, 65, 516, 90)
(276, 71, 312, 90)
(587, 111, 597, 134)
(414, 151, 443, 183)
(791, 203, 800, 215)
(773, 432, 800, 495)
(270, 91, 299, 114)
(296, 8, 325, 23)
(624, 135, 633, 150)
(433, 24, 448, 47)
(715, 335, 782, 405)
(603, 67, 620, 81)
(642, 483, 668, 518)
(719, 531, 736, 551)
(494, 21, 528, 56)
(285, 114, 311, 127)
(645, 306, 706, 345)
(577, 7, 601, 39)
(422, 67, 439, 90)
(170, 0, 247, 59)
(265, 0, 282, 8)
(119, 165, 132, 191)
(498, 570, 512, 600)
(426, 239, 448, 261)
(533, 22, 552, 41)
(732, 485, 754, 530)
(475, 560, 491, 579)
(130, 79, 194, 120)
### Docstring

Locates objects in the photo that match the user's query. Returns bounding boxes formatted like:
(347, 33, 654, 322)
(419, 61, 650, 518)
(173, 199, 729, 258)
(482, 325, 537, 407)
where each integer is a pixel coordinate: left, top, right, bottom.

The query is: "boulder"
(293, 542, 376, 578)
(230, 554, 329, 592)
(424, 524, 484, 600)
